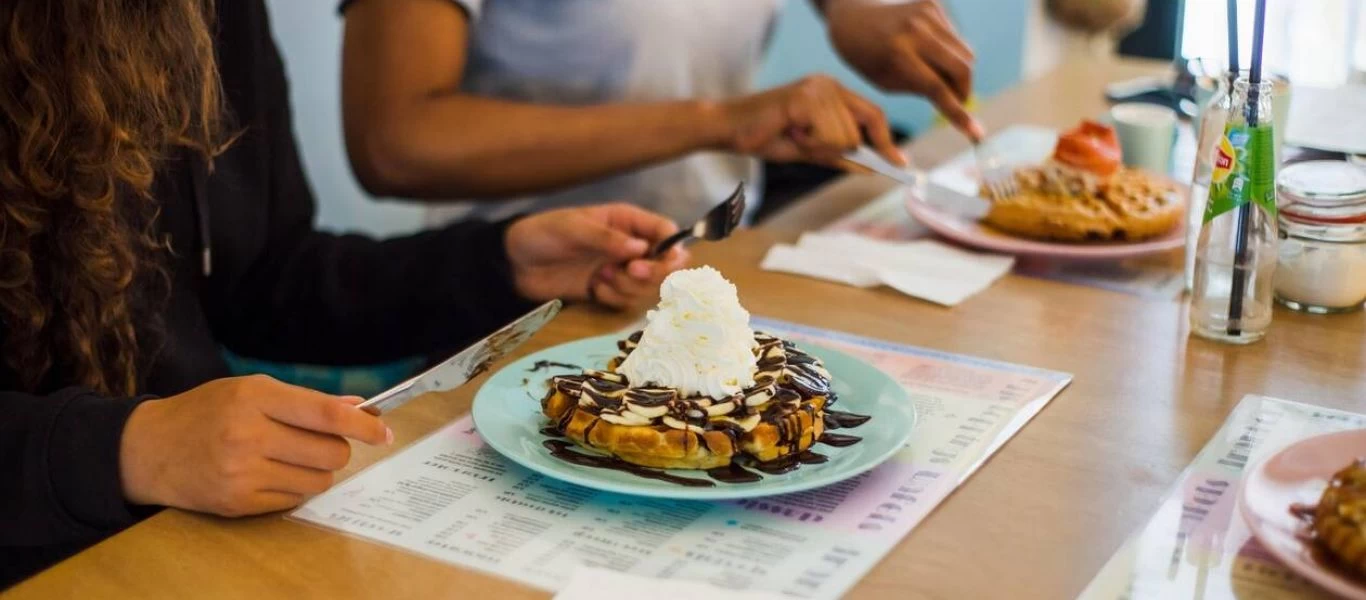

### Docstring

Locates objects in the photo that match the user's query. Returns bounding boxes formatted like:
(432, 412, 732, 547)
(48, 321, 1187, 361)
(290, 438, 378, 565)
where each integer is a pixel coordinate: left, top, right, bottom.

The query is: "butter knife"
(358, 300, 562, 415)
(843, 146, 992, 221)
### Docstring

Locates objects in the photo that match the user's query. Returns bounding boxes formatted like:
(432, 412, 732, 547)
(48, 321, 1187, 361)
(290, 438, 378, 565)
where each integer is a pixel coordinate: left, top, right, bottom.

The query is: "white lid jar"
(1274, 161, 1366, 313)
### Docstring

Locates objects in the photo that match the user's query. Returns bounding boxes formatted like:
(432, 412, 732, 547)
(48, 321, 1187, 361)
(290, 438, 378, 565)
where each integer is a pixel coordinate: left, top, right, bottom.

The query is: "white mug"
(1109, 103, 1178, 174)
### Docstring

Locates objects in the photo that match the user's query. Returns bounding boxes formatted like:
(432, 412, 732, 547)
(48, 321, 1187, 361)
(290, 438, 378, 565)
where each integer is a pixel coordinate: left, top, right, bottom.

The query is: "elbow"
(347, 125, 429, 199)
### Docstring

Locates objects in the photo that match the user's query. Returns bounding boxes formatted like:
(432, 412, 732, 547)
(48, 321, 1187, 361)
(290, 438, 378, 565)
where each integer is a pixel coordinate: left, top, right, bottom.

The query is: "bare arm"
(341, 0, 901, 200)
(342, 0, 735, 199)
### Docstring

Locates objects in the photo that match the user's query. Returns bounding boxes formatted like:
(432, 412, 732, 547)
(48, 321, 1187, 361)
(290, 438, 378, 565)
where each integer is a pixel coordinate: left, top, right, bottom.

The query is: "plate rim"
(904, 186, 1186, 259)
(1238, 429, 1366, 600)
(471, 334, 915, 500)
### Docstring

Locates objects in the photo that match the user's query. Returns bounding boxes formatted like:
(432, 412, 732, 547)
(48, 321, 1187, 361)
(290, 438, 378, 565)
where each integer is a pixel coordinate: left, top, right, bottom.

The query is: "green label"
(1204, 124, 1276, 223)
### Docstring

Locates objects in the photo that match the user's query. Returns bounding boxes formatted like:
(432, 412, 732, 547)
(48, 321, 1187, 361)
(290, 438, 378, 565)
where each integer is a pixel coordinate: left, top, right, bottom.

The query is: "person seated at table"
(338, 0, 984, 223)
(0, 0, 688, 587)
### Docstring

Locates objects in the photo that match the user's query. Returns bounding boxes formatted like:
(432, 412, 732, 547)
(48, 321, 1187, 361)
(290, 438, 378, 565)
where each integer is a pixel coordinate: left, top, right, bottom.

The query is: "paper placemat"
(292, 318, 1072, 599)
(1079, 395, 1366, 599)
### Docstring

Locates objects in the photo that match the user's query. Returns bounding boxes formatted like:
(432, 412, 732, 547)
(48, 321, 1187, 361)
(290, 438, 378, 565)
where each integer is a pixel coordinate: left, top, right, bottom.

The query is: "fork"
(649, 182, 746, 258)
(975, 141, 1019, 201)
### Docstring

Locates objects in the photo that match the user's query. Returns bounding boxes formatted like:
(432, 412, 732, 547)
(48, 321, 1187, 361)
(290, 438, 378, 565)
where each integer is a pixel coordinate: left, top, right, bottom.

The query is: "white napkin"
(760, 232, 1014, 306)
(553, 567, 788, 600)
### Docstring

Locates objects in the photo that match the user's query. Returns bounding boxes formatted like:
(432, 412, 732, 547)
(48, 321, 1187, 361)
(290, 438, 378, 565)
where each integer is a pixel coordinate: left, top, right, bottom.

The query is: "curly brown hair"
(0, 1, 228, 395)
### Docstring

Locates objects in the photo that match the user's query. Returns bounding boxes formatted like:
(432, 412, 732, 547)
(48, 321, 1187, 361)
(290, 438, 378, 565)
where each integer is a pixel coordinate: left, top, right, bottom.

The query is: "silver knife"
(844, 146, 992, 220)
(357, 300, 562, 415)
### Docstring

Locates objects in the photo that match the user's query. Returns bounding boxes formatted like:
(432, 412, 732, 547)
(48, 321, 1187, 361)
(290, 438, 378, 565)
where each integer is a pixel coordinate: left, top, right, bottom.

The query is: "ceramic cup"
(1110, 103, 1178, 174)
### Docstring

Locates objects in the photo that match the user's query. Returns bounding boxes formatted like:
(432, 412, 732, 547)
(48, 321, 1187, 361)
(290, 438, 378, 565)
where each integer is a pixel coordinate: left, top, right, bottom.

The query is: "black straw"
(1226, 0, 1266, 336)
(1227, 0, 1240, 75)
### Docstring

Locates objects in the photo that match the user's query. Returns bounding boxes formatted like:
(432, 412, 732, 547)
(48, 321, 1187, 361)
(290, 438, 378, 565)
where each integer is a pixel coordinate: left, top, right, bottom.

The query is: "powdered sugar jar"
(1274, 161, 1366, 313)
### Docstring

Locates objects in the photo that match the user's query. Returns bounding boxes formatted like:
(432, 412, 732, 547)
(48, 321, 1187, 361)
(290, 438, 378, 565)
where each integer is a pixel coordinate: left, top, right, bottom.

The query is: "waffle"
(1310, 459, 1366, 577)
(540, 331, 831, 470)
(982, 163, 1183, 243)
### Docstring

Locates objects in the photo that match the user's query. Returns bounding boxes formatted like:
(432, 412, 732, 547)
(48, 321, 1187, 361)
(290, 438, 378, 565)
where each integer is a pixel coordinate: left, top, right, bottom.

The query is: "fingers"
(839, 89, 905, 166)
(261, 419, 353, 471)
(224, 491, 304, 517)
(597, 203, 679, 245)
(257, 459, 335, 496)
(589, 246, 689, 310)
(562, 215, 651, 262)
(912, 19, 974, 102)
(890, 37, 982, 142)
(786, 77, 863, 161)
(922, 0, 974, 62)
(822, 91, 862, 152)
(257, 384, 390, 446)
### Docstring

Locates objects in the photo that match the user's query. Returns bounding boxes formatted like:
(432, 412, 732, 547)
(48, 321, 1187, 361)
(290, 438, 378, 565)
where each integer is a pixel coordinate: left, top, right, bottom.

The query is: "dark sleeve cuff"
(433, 216, 540, 335)
(47, 391, 158, 532)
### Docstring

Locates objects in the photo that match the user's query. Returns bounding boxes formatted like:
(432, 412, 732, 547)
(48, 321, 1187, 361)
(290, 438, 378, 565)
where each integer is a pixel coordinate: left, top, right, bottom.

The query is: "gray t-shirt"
(426, 0, 781, 225)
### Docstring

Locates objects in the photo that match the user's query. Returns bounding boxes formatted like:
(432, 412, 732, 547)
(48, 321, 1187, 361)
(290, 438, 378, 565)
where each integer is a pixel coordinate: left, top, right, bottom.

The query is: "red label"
(1214, 148, 1233, 170)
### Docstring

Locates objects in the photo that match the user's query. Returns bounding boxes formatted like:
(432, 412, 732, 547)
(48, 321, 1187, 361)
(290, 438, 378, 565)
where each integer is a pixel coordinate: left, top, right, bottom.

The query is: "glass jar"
(1274, 161, 1366, 313)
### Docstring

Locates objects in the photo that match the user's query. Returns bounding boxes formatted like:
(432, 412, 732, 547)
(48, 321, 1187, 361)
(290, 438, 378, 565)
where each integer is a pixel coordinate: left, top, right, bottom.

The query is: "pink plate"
(1240, 429, 1366, 600)
(904, 187, 1186, 260)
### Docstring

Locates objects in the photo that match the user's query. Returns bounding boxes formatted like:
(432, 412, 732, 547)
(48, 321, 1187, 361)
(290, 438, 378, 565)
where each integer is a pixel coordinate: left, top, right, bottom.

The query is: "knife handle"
(357, 378, 417, 416)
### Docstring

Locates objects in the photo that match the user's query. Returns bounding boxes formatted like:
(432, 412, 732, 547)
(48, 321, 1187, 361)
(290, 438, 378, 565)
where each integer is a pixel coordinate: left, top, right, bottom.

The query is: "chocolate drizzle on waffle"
(541, 331, 872, 485)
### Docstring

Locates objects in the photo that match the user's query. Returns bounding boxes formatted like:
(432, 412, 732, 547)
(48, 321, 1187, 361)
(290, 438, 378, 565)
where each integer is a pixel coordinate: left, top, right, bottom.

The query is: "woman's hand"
(504, 203, 690, 310)
(825, 0, 985, 141)
(718, 75, 904, 169)
(119, 376, 391, 517)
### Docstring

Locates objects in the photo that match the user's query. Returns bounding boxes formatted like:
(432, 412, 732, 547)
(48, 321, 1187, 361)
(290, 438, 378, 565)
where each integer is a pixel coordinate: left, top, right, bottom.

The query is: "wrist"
(693, 99, 739, 152)
(119, 399, 169, 506)
(821, 0, 876, 20)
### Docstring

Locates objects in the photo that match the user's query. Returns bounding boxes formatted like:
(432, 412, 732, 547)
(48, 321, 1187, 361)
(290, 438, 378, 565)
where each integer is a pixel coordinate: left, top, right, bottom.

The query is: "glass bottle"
(1189, 78, 1279, 344)
(1184, 72, 1233, 291)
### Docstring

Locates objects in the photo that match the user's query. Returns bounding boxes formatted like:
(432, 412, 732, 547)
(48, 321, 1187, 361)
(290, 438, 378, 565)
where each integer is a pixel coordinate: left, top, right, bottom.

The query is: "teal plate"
(471, 335, 915, 500)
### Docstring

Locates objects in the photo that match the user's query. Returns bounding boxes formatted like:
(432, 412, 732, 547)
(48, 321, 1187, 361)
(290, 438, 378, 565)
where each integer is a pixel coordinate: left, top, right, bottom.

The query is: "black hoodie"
(0, 0, 536, 586)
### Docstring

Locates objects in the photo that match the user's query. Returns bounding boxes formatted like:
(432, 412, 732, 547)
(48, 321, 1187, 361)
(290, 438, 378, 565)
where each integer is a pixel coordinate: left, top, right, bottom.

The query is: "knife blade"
(843, 146, 992, 221)
(357, 299, 562, 415)
(843, 145, 926, 188)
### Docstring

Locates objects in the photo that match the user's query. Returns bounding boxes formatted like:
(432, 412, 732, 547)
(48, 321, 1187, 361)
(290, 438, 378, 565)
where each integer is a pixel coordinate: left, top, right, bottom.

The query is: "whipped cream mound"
(618, 266, 758, 399)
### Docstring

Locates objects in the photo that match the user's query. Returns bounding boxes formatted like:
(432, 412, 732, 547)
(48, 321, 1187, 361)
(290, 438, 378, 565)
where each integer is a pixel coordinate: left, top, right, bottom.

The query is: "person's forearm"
(810, 0, 878, 18)
(346, 94, 734, 200)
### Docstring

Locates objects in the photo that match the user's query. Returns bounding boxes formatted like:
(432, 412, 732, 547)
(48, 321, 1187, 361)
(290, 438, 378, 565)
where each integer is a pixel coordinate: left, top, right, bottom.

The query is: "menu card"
(291, 318, 1072, 598)
(1079, 395, 1366, 600)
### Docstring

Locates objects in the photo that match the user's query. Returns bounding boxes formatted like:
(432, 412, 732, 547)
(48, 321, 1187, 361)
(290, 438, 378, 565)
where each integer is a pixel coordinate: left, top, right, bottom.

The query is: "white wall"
(265, 0, 426, 237)
(1022, 0, 1124, 80)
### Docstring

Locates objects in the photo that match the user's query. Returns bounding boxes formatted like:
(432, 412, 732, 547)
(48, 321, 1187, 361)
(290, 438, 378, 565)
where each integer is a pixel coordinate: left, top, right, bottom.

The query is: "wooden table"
(11, 58, 1366, 599)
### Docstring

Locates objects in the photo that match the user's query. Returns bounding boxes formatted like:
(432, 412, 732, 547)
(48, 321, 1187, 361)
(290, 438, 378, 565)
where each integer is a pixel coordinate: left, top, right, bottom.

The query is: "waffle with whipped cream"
(538, 266, 835, 470)
(542, 331, 830, 469)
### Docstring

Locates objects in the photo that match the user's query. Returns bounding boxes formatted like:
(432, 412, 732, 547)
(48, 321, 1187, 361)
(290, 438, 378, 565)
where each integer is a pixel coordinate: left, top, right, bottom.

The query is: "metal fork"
(649, 182, 746, 258)
(975, 141, 1019, 201)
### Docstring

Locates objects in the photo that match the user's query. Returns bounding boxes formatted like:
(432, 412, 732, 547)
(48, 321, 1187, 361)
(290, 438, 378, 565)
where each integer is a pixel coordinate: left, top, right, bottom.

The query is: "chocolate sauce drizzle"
(537, 330, 874, 486)
(542, 439, 714, 488)
(529, 360, 582, 372)
(817, 433, 863, 447)
(824, 410, 872, 430)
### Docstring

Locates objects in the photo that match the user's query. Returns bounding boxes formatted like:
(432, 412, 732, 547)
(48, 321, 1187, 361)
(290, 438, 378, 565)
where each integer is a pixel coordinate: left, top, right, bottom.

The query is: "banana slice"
(661, 415, 705, 433)
(711, 413, 761, 432)
(599, 410, 652, 427)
